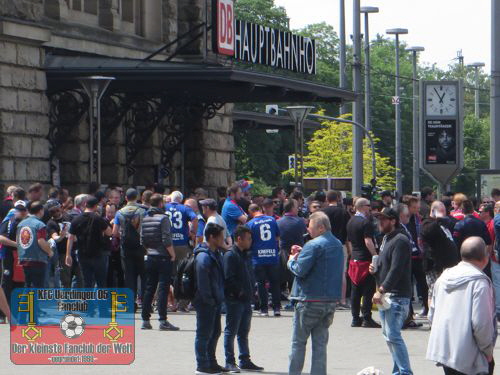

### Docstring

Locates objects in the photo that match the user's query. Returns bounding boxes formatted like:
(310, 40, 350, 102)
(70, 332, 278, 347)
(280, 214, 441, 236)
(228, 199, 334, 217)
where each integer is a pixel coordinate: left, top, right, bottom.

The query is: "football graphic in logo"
(19, 227, 34, 249)
(60, 314, 85, 339)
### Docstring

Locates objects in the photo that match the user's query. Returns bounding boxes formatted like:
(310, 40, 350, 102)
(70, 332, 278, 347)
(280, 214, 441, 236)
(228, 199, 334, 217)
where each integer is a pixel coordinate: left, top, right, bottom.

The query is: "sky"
(274, 0, 491, 72)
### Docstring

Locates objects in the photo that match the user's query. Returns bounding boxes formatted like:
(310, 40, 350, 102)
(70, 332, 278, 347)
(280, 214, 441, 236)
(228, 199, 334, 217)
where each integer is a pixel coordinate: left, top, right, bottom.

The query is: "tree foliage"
(282, 115, 396, 191)
(233, 0, 491, 195)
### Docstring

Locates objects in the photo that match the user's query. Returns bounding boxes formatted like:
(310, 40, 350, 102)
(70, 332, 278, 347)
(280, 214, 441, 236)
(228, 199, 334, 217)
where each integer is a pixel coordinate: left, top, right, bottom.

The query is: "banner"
(10, 288, 135, 365)
(425, 119, 457, 165)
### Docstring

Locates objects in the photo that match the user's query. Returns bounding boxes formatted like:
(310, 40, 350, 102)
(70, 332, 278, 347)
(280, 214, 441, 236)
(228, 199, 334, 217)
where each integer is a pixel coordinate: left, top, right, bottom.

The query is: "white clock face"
(426, 84, 457, 116)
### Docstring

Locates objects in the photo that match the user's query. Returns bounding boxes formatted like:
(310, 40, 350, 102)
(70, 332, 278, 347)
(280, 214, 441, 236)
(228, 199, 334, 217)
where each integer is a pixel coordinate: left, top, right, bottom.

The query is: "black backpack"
(174, 250, 207, 300)
(121, 209, 141, 252)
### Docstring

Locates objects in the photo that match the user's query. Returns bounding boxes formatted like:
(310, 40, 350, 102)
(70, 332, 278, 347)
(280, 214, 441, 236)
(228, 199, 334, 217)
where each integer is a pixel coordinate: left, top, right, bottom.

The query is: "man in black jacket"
(223, 225, 264, 373)
(370, 208, 413, 375)
(140, 193, 178, 331)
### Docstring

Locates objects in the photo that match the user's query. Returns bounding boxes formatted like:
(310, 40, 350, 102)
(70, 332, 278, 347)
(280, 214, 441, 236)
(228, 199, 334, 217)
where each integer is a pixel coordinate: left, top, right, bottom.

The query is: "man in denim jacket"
(287, 211, 344, 375)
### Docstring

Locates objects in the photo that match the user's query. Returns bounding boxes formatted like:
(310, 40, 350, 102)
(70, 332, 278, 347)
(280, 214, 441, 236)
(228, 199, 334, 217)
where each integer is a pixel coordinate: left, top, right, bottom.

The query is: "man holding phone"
(287, 211, 344, 375)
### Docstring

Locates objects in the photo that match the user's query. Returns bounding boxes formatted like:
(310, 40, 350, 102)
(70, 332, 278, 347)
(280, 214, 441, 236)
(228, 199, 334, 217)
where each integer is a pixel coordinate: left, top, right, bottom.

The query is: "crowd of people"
(0, 181, 498, 375)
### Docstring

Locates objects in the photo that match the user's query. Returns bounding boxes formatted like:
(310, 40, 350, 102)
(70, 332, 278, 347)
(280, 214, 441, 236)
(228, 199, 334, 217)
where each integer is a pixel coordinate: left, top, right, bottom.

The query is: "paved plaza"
(1, 307, 487, 375)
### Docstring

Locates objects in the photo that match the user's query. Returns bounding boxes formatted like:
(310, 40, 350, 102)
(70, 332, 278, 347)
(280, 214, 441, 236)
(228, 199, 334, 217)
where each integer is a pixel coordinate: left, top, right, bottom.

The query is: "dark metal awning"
(44, 55, 355, 104)
(233, 110, 320, 130)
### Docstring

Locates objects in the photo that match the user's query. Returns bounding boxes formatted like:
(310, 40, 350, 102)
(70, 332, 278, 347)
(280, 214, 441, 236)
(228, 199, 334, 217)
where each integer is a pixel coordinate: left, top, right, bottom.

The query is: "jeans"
(254, 263, 281, 312)
(379, 297, 413, 375)
(224, 301, 252, 365)
(289, 301, 336, 375)
(195, 302, 222, 369)
(79, 253, 108, 288)
(491, 261, 500, 316)
(351, 273, 376, 320)
(45, 253, 59, 288)
(59, 252, 83, 288)
(23, 266, 46, 288)
(121, 252, 145, 304)
(142, 255, 172, 322)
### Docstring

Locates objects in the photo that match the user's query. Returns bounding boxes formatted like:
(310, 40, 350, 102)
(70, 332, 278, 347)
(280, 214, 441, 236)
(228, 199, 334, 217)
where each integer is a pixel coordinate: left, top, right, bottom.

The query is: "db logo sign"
(216, 0, 235, 56)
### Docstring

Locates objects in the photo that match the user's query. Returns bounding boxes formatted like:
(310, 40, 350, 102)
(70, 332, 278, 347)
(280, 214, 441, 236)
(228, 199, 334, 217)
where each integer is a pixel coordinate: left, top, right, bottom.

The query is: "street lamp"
(361, 6, 379, 132)
(386, 28, 408, 197)
(77, 76, 115, 185)
(406, 46, 425, 193)
(467, 62, 485, 118)
(286, 106, 314, 188)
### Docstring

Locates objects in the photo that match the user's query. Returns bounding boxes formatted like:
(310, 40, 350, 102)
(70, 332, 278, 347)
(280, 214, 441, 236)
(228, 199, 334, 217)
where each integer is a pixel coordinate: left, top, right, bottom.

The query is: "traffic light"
(288, 155, 295, 169)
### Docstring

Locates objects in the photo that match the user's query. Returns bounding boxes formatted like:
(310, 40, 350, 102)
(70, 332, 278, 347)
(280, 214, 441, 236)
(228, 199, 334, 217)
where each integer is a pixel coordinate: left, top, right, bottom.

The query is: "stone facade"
(0, 0, 235, 195)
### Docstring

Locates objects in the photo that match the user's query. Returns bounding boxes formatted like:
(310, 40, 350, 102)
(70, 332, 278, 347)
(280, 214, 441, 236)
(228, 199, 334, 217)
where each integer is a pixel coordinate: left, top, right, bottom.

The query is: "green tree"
(235, 0, 289, 29)
(282, 115, 396, 191)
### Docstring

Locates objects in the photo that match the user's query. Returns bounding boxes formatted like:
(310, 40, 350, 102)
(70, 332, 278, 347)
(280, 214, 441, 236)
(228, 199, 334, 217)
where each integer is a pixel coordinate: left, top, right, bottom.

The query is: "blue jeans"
(224, 301, 252, 365)
(379, 297, 413, 375)
(142, 255, 172, 322)
(289, 301, 336, 375)
(195, 302, 222, 369)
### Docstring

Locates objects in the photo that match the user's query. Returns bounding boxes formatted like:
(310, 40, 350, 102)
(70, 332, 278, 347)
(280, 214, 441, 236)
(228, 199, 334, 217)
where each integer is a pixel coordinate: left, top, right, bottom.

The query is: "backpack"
(121, 208, 141, 252)
(174, 250, 207, 300)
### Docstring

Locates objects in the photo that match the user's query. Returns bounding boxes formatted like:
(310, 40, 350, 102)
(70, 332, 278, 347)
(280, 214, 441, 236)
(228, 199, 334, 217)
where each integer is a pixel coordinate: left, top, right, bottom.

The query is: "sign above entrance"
(213, 0, 317, 75)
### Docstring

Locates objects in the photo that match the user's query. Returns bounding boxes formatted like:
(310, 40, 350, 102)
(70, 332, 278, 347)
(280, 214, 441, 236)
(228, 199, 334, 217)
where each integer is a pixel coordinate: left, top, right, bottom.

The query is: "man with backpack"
(140, 194, 179, 331)
(193, 223, 226, 375)
(113, 188, 146, 307)
(66, 197, 112, 288)
(165, 191, 198, 311)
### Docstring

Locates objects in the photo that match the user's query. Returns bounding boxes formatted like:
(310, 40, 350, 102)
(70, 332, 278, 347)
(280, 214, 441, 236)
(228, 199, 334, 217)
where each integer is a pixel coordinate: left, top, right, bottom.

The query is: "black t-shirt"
(0, 199, 13, 221)
(69, 212, 109, 258)
(0, 217, 21, 252)
(322, 205, 350, 244)
(47, 218, 69, 255)
(347, 215, 375, 261)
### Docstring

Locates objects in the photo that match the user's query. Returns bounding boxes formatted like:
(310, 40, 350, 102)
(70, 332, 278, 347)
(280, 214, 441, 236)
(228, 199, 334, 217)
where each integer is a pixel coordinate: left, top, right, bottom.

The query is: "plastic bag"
(357, 367, 384, 375)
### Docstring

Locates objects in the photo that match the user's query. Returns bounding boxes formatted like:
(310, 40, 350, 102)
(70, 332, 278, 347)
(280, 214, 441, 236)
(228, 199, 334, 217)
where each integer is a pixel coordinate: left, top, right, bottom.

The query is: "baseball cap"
(374, 207, 399, 221)
(14, 200, 27, 211)
(199, 199, 217, 210)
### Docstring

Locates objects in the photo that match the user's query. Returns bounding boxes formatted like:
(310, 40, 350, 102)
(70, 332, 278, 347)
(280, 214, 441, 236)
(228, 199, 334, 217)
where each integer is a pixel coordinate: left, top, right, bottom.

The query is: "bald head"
(461, 237, 488, 263)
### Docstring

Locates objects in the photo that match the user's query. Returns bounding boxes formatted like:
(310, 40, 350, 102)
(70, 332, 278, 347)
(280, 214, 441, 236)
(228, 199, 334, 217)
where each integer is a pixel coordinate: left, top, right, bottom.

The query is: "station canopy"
(45, 55, 355, 104)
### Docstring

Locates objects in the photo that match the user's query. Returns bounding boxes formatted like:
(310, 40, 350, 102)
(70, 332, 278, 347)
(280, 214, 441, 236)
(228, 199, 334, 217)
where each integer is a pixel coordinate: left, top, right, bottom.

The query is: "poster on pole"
(420, 80, 463, 185)
(425, 119, 457, 165)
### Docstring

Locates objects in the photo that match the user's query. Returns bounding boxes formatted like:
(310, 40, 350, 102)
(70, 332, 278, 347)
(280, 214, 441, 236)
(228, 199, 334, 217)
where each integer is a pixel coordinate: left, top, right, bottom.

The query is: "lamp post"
(78, 76, 115, 185)
(352, 0, 363, 196)
(467, 62, 485, 118)
(339, 0, 347, 115)
(386, 28, 408, 197)
(361, 6, 379, 132)
(406, 46, 425, 193)
(492, 0, 500, 169)
(286, 106, 314, 188)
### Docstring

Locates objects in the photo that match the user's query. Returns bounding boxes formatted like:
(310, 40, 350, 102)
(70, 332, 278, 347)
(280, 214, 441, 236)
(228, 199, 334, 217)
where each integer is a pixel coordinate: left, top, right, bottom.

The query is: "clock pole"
(387, 28, 409, 197)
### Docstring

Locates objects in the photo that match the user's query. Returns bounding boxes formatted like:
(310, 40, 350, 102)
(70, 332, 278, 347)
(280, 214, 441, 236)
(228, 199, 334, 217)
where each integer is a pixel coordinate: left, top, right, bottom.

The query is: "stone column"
(0, 19, 52, 191)
(99, 0, 121, 32)
(184, 104, 235, 196)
